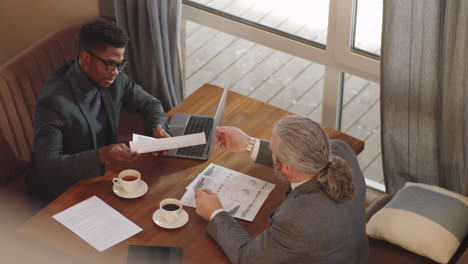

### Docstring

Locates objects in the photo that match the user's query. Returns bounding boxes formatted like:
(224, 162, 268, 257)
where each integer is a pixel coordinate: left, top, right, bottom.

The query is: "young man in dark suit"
(28, 21, 170, 202)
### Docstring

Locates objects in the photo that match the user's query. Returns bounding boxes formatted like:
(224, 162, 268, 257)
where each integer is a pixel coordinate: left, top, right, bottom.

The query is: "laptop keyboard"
(176, 116, 213, 157)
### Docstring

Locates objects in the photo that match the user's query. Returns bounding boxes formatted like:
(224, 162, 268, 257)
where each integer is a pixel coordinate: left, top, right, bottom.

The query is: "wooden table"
(18, 84, 364, 264)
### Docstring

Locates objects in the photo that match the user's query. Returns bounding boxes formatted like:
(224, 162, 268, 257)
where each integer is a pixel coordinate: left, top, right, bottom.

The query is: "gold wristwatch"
(246, 137, 256, 154)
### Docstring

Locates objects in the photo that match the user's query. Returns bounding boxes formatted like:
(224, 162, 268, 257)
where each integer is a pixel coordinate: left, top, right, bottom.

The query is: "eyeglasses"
(86, 51, 128, 74)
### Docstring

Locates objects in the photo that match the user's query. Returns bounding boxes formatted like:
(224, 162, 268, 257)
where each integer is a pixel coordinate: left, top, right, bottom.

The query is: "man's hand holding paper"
(129, 132, 207, 154)
(152, 124, 171, 156)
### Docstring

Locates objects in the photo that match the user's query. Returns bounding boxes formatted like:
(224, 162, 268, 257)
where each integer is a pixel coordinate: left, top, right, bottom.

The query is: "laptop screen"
(213, 80, 229, 129)
(206, 81, 229, 157)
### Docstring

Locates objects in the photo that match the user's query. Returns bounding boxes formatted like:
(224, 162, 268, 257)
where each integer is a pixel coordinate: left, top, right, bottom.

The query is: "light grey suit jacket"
(207, 139, 368, 263)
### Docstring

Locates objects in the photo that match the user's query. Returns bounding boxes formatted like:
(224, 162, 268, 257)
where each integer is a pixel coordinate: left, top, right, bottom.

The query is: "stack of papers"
(181, 163, 275, 222)
(53, 196, 142, 252)
(129, 133, 206, 154)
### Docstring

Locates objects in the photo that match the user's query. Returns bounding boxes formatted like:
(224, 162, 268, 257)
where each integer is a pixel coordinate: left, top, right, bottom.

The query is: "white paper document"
(52, 196, 142, 252)
(181, 163, 275, 222)
(129, 132, 206, 153)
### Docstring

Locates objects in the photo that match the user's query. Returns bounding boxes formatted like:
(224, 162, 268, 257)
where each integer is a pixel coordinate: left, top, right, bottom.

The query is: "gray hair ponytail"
(316, 155, 355, 202)
(274, 116, 355, 202)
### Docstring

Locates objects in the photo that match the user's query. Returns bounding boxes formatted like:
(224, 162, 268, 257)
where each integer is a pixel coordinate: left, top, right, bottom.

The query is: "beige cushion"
(367, 182, 468, 263)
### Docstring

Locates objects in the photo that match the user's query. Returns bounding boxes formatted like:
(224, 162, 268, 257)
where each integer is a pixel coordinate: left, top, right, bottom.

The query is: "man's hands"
(153, 124, 170, 138)
(152, 124, 171, 156)
(195, 189, 223, 221)
(98, 143, 138, 171)
(215, 126, 251, 153)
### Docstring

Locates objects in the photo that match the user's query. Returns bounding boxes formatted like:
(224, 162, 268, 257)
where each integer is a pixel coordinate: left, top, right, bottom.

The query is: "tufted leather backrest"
(0, 18, 101, 179)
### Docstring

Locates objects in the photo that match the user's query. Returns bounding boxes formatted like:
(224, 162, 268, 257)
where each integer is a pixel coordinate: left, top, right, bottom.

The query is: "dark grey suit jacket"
(207, 139, 368, 263)
(27, 60, 168, 201)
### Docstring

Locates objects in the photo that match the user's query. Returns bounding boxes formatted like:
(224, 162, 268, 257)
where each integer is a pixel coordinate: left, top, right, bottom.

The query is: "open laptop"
(165, 81, 229, 160)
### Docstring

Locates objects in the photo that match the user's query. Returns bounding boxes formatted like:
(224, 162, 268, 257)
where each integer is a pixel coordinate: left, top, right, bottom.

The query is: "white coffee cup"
(112, 169, 141, 194)
(160, 198, 182, 223)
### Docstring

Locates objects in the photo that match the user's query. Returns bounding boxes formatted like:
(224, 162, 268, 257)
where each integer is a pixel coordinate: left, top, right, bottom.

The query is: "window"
(183, 20, 325, 123)
(340, 73, 384, 190)
(185, 0, 330, 46)
(352, 0, 383, 57)
(182, 0, 384, 191)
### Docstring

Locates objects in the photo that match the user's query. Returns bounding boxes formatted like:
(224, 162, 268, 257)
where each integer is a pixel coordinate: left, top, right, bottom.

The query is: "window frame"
(182, 0, 380, 128)
(182, 0, 384, 192)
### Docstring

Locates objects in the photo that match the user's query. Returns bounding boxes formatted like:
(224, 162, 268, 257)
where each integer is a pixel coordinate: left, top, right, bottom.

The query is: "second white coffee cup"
(112, 169, 141, 194)
(160, 198, 182, 223)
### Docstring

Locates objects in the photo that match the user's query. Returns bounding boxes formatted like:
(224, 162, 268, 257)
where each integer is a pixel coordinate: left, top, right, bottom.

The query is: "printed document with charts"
(181, 163, 275, 221)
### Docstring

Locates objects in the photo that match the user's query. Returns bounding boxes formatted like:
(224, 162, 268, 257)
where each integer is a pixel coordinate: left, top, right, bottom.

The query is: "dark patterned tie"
(87, 89, 108, 147)
(88, 89, 101, 122)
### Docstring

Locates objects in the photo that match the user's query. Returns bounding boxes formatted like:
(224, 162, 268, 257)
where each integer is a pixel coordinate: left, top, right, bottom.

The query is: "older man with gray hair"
(195, 115, 368, 263)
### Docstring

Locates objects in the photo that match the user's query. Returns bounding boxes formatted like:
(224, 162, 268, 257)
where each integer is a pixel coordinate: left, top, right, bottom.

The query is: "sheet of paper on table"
(52, 196, 142, 252)
(181, 163, 275, 222)
(129, 132, 206, 154)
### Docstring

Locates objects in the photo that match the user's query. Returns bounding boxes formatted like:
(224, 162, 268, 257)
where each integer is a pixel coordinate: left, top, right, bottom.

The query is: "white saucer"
(112, 180, 148, 199)
(152, 209, 189, 229)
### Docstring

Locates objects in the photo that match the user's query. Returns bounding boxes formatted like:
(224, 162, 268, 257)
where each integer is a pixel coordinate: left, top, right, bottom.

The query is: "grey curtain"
(381, 0, 468, 195)
(100, 0, 183, 111)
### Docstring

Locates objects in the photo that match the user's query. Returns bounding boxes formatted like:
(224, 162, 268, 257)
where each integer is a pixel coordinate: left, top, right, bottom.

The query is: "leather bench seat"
(0, 18, 99, 222)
